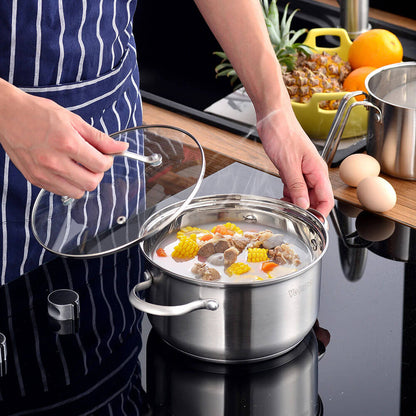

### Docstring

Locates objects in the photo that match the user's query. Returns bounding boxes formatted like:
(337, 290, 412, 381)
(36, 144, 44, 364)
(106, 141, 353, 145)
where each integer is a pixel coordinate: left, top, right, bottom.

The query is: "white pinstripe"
(76, 0, 88, 82)
(1, 157, 10, 286)
(19, 182, 32, 276)
(96, 0, 105, 77)
(8, 0, 17, 84)
(38, 193, 54, 266)
(56, 0, 65, 85)
(34, 0, 42, 87)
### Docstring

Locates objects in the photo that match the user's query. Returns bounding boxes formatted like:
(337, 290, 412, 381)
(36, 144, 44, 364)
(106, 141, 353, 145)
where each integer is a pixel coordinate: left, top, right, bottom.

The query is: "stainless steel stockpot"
(365, 62, 416, 179)
(323, 62, 416, 179)
(129, 194, 328, 363)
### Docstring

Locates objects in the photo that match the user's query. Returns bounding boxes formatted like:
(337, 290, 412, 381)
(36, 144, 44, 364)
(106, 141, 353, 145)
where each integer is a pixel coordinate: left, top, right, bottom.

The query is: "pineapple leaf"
(216, 68, 237, 78)
(214, 63, 233, 73)
(261, 0, 269, 15)
(213, 1, 315, 87)
(213, 51, 228, 59)
(267, 0, 281, 45)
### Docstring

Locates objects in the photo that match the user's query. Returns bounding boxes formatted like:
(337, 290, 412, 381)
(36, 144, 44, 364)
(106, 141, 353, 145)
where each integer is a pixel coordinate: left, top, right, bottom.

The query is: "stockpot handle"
(129, 271, 219, 316)
(308, 208, 329, 232)
(321, 91, 382, 166)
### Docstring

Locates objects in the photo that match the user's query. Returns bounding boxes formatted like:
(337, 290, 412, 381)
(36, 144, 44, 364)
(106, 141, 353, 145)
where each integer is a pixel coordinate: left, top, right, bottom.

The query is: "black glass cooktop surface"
(1, 163, 415, 415)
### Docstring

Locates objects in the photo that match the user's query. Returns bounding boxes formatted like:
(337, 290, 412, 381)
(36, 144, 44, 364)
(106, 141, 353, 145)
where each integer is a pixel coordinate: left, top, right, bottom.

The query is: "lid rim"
(31, 125, 206, 258)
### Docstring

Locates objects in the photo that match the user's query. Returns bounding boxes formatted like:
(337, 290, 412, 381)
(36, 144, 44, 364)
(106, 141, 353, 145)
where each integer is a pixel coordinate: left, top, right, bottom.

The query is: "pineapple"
(283, 51, 351, 109)
(214, 0, 352, 110)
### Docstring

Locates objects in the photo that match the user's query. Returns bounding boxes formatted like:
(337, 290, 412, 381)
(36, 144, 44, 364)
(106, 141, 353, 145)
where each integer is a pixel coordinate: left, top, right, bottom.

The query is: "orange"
(348, 29, 403, 69)
(343, 66, 376, 101)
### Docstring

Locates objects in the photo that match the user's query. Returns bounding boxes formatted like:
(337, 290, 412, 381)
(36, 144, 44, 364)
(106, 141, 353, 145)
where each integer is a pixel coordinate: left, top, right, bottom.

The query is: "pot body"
(146, 258, 322, 363)
(366, 62, 416, 180)
(135, 194, 328, 363)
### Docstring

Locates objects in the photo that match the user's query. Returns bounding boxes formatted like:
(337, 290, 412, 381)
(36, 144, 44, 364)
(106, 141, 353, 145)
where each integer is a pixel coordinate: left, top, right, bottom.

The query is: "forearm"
(193, 0, 290, 120)
(0, 78, 27, 142)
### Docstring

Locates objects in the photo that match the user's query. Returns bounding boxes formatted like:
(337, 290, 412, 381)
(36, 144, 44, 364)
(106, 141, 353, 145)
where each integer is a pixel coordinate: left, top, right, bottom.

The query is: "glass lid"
(31, 125, 205, 258)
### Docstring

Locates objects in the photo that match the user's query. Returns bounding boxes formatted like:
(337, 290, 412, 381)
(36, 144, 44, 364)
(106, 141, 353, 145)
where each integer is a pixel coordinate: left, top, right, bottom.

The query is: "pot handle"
(129, 271, 219, 316)
(308, 208, 329, 232)
(321, 92, 382, 166)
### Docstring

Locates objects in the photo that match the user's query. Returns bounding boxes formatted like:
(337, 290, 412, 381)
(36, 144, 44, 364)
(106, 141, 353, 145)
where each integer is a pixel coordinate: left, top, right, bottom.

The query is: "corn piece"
(172, 236, 199, 259)
(177, 231, 198, 241)
(247, 247, 269, 262)
(177, 227, 209, 240)
(224, 222, 243, 234)
(226, 262, 251, 276)
(211, 222, 243, 235)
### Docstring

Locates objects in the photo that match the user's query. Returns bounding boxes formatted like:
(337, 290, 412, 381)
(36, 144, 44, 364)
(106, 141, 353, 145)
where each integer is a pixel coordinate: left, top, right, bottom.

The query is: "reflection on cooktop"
(1, 163, 416, 415)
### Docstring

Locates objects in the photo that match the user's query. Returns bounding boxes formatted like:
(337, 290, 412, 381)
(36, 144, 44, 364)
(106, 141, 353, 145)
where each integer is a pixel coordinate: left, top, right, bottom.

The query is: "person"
(0, 0, 333, 285)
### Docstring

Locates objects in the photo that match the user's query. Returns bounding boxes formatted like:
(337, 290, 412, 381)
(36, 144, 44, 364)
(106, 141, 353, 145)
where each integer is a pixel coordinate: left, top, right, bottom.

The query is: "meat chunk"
(214, 239, 232, 253)
(231, 236, 250, 253)
(191, 262, 208, 277)
(198, 241, 215, 258)
(223, 246, 239, 267)
(268, 243, 301, 266)
(202, 268, 221, 281)
(251, 230, 274, 248)
(191, 262, 221, 281)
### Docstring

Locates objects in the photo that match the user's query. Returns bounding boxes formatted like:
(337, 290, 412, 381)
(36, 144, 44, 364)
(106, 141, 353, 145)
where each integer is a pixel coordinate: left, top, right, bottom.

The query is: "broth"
(152, 221, 311, 283)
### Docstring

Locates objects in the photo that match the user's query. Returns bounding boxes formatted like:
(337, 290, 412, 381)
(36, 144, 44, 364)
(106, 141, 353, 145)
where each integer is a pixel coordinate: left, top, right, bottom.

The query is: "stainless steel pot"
(322, 62, 416, 179)
(129, 194, 328, 363)
(366, 62, 416, 179)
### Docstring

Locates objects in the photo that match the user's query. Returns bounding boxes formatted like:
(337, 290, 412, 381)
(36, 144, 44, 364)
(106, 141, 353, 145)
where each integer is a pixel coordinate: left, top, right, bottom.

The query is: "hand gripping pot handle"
(129, 271, 219, 316)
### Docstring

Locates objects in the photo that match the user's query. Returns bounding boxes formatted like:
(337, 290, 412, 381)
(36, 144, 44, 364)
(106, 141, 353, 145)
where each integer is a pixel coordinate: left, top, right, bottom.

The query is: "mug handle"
(129, 271, 219, 316)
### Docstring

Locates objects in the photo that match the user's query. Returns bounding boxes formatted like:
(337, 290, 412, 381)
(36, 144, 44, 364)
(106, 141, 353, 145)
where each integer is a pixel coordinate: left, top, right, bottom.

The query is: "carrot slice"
(156, 248, 168, 257)
(261, 261, 278, 273)
(199, 234, 214, 241)
(212, 225, 234, 236)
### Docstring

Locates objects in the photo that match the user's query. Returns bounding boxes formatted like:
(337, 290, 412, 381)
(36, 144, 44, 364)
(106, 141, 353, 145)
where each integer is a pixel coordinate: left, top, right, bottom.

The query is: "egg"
(339, 154, 381, 187)
(356, 176, 397, 212)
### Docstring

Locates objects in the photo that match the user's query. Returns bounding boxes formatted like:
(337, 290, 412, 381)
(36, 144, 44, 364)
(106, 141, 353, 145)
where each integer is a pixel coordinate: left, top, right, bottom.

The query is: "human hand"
(0, 84, 128, 198)
(256, 109, 334, 218)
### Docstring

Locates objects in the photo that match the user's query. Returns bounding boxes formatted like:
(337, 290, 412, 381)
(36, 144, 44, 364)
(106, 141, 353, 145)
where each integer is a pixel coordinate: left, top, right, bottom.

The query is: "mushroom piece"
(206, 253, 225, 266)
(262, 234, 285, 249)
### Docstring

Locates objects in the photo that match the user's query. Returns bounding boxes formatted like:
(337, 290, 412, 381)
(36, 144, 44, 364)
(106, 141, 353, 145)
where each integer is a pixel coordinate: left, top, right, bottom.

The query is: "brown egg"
(339, 154, 381, 187)
(356, 176, 397, 212)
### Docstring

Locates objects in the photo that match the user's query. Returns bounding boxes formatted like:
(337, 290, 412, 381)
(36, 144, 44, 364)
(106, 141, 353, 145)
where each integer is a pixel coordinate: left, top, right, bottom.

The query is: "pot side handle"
(321, 92, 382, 166)
(129, 272, 219, 316)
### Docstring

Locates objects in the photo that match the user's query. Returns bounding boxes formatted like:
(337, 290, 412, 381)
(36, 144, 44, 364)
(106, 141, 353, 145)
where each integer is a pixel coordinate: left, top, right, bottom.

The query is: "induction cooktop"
(1, 163, 415, 415)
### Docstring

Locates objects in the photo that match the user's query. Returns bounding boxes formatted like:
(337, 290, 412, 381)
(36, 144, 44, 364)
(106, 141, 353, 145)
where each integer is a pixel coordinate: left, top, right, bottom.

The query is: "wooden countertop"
(143, 102, 416, 229)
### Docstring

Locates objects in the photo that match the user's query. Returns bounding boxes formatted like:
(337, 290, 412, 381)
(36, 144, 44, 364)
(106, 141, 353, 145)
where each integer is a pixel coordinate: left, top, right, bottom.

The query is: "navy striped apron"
(0, 1, 147, 414)
(0, 0, 144, 285)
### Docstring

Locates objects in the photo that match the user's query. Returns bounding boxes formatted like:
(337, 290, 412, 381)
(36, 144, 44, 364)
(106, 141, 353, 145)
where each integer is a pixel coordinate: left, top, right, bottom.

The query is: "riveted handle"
(129, 271, 219, 316)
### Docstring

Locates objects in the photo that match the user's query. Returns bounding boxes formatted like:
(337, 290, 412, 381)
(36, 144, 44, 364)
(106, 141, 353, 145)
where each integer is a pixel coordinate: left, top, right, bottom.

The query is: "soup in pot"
(152, 221, 311, 283)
